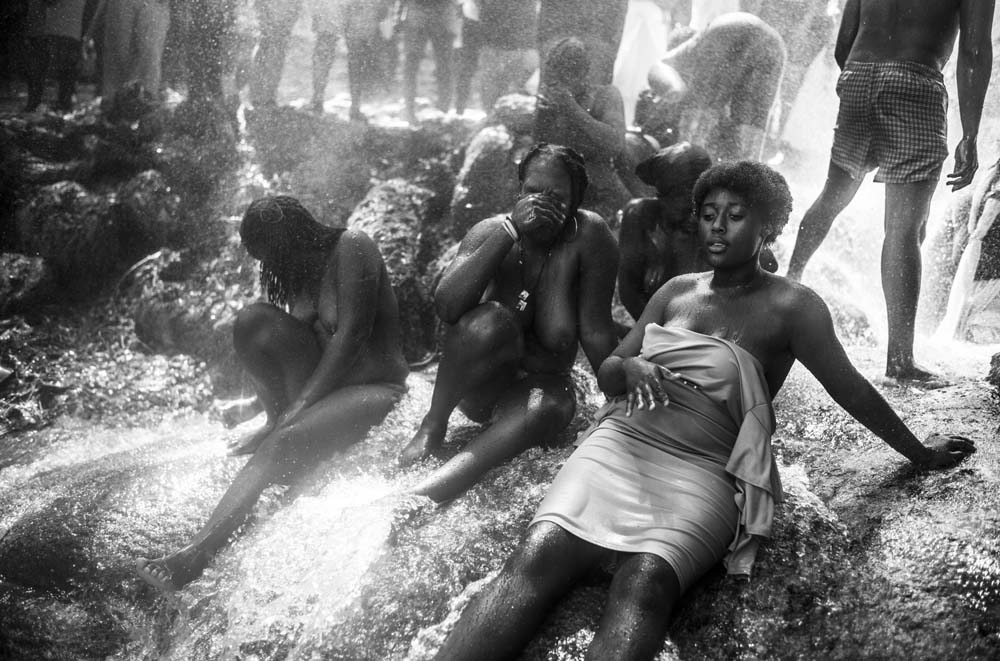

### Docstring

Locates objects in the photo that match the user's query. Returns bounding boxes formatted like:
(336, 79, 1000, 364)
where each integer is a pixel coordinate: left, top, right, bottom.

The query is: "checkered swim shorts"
(831, 60, 949, 184)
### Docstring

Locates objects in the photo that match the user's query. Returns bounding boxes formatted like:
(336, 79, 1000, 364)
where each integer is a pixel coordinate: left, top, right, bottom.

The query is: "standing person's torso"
(848, 0, 962, 70)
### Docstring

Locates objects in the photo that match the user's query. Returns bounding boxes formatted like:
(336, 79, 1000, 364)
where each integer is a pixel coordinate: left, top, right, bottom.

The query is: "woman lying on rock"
(136, 195, 409, 592)
(433, 161, 975, 660)
(398, 142, 619, 502)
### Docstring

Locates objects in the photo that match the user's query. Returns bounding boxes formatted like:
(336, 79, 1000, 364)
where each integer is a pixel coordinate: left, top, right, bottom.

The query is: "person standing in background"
(24, 0, 87, 112)
(248, 0, 302, 107)
(786, 0, 994, 386)
(400, 0, 455, 122)
(98, 0, 170, 103)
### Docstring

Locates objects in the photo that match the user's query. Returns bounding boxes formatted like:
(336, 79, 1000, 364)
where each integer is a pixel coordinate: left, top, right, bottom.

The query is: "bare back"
(846, 0, 963, 69)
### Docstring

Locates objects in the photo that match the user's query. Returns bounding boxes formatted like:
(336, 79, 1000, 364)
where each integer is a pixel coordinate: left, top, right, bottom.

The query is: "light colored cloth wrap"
(531, 324, 783, 590)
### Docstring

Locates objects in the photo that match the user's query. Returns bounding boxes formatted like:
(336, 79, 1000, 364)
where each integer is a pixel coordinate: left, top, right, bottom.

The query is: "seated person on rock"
(136, 195, 409, 592)
(642, 12, 786, 162)
(433, 161, 975, 661)
(398, 143, 619, 503)
(618, 142, 778, 323)
(534, 36, 629, 225)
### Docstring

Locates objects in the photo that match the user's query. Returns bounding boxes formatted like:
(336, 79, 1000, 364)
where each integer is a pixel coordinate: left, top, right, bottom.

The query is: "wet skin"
(399, 154, 619, 502)
(786, 0, 994, 383)
(136, 229, 408, 591)
(433, 186, 974, 661)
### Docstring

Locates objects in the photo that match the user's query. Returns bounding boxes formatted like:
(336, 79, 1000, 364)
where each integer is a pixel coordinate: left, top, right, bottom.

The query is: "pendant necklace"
(516, 243, 552, 312)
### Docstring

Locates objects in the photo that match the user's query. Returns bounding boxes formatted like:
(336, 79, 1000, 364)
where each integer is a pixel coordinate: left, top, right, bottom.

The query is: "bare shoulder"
(763, 273, 834, 324)
(576, 209, 617, 246)
(337, 228, 378, 257)
(657, 271, 703, 298)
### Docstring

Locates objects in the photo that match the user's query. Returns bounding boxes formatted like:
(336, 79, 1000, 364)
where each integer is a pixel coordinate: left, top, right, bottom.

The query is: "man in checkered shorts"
(787, 0, 994, 386)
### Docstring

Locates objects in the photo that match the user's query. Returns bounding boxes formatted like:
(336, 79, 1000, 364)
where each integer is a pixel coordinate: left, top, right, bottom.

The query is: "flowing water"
(4, 6, 1000, 659)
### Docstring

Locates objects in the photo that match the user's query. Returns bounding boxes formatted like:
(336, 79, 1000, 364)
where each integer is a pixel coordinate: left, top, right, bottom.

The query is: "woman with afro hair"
(136, 195, 408, 592)
(433, 161, 974, 661)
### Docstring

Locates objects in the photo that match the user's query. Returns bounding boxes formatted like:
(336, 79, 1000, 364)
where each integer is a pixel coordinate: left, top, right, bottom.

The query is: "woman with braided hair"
(398, 143, 619, 503)
(136, 195, 408, 592)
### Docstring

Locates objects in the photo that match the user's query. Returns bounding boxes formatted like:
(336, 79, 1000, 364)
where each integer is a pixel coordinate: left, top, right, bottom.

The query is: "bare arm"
(434, 217, 515, 324)
(284, 231, 380, 418)
(617, 201, 653, 321)
(833, 0, 860, 69)
(790, 286, 973, 467)
(597, 281, 676, 396)
(577, 217, 620, 374)
(947, 0, 995, 191)
(545, 85, 627, 163)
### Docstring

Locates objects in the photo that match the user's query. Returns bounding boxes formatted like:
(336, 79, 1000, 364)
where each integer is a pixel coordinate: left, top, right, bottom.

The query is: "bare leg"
(399, 302, 522, 466)
(228, 302, 320, 454)
(401, 10, 425, 122)
(312, 31, 337, 112)
(427, 4, 453, 112)
(883, 179, 941, 382)
(434, 522, 608, 661)
(345, 36, 366, 120)
(136, 383, 402, 591)
(786, 163, 864, 281)
(585, 553, 681, 661)
(454, 19, 479, 115)
(412, 372, 575, 502)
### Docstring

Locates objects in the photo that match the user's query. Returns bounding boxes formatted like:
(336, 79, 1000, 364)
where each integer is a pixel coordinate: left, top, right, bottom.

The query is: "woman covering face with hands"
(398, 143, 619, 504)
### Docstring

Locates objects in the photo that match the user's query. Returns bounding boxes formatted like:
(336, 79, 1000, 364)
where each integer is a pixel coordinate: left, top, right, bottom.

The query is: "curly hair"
(691, 161, 793, 245)
(239, 196, 344, 308)
(517, 142, 589, 219)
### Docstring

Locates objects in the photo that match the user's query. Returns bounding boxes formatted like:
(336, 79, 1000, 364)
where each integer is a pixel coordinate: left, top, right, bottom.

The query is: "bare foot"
(135, 547, 208, 593)
(227, 421, 274, 456)
(884, 363, 951, 390)
(216, 396, 263, 429)
(398, 418, 446, 467)
(348, 107, 366, 122)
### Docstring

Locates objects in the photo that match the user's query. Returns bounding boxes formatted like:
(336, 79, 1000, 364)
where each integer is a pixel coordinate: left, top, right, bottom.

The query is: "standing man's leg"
(135, 0, 170, 100)
(101, 0, 136, 101)
(401, 4, 426, 122)
(883, 179, 939, 381)
(427, 1, 454, 112)
(311, 29, 337, 112)
(248, 0, 302, 107)
(786, 163, 865, 280)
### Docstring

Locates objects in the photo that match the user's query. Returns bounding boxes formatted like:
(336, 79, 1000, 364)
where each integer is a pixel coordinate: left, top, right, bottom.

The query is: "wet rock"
(117, 170, 182, 257)
(449, 125, 530, 239)
(0, 253, 58, 315)
(15, 181, 120, 289)
(988, 353, 1000, 390)
(349, 179, 443, 363)
(488, 93, 537, 136)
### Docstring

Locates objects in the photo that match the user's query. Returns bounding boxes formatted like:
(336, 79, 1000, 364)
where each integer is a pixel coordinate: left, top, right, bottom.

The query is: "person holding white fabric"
(936, 157, 1000, 342)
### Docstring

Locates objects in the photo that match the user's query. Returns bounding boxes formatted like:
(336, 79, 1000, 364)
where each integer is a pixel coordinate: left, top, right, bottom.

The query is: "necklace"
(516, 243, 552, 312)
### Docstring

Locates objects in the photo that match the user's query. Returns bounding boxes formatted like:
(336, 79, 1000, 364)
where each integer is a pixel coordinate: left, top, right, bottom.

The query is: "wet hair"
(691, 161, 793, 245)
(543, 36, 589, 83)
(636, 142, 712, 198)
(239, 195, 344, 308)
(517, 142, 589, 218)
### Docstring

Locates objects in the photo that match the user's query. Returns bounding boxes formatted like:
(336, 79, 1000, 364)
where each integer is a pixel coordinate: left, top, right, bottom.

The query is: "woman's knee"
(507, 522, 582, 581)
(233, 302, 284, 355)
(525, 379, 576, 430)
(447, 302, 521, 357)
(612, 554, 680, 610)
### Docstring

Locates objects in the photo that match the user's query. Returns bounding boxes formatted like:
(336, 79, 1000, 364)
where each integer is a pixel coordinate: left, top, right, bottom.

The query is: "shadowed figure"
(398, 144, 618, 503)
(618, 142, 778, 325)
(645, 12, 786, 163)
(785, 0, 994, 386)
(534, 37, 629, 224)
(433, 161, 975, 661)
(135, 196, 408, 592)
(310, 0, 391, 119)
(400, 0, 455, 122)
